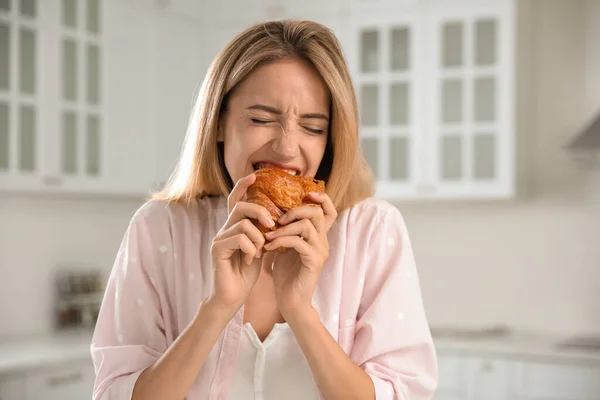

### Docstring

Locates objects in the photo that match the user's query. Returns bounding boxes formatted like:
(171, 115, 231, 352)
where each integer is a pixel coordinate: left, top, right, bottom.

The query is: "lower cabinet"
(434, 352, 600, 400)
(0, 374, 25, 400)
(0, 361, 95, 400)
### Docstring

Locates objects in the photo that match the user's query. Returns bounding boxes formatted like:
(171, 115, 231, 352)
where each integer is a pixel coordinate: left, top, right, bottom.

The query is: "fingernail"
(256, 249, 263, 258)
(267, 217, 275, 227)
(265, 231, 275, 238)
(308, 192, 320, 197)
(278, 215, 287, 224)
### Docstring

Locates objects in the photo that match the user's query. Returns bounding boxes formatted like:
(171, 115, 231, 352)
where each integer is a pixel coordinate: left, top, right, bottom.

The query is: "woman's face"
(219, 59, 330, 184)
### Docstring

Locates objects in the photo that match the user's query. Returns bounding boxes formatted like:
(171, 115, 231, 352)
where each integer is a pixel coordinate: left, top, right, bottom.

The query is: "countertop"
(1, 328, 599, 376)
(433, 327, 600, 366)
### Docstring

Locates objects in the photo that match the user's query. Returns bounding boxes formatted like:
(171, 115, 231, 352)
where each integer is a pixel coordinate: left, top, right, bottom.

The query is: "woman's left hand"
(263, 192, 337, 318)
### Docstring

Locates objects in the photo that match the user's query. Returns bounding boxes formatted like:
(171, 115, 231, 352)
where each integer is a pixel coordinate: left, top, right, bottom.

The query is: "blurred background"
(0, 0, 599, 398)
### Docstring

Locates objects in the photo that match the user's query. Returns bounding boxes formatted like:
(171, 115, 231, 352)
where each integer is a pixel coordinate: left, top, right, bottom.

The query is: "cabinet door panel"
(100, 1, 156, 195)
(427, 1, 515, 199)
(0, 375, 25, 400)
(515, 361, 600, 400)
(25, 363, 95, 400)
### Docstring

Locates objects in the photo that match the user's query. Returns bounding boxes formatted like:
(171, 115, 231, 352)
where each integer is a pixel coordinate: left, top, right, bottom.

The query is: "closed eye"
(304, 127, 325, 135)
(251, 118, 271, 125)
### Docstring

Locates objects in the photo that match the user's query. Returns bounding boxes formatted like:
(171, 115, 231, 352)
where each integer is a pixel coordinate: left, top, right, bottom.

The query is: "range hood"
(566, 111, 600, 151)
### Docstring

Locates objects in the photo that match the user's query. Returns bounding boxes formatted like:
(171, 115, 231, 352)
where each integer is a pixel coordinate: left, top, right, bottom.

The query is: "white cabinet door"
(349, 11, 426, 199)
(514, 361, 600, 400)
(425, 0, 516, 199)
(99, 0, 157, 195)
(0, 0, 49, 192)
(25, 363, 95, 400)
(47, 0, 108, 193)
(433, 354, 466, 400)
(464, 356, 511, 400)
(347, 0, 517, 200)
(152, 13, 204, 189)
(0, 374, 25, 400)
(1, 0, 157, 196)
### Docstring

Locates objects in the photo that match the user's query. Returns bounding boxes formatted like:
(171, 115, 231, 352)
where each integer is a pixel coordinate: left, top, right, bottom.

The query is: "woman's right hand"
(208, 173, 275, 312)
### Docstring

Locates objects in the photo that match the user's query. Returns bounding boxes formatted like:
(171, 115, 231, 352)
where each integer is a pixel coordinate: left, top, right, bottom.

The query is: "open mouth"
(253, 162, 300, 176)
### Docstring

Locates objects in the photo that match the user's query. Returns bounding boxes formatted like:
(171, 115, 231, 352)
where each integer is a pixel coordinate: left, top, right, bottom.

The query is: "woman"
(91, 20, 437, 400)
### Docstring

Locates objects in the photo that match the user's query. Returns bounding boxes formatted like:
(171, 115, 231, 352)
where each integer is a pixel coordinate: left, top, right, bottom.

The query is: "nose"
(271, 125, 300, 159)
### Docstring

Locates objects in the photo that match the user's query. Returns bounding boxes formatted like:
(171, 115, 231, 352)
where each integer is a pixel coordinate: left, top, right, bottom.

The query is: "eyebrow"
(246, 104, 329, 121)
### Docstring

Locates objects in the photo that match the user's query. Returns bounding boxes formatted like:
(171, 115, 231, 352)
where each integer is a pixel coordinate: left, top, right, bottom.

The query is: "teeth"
(254, 163, 298, 176)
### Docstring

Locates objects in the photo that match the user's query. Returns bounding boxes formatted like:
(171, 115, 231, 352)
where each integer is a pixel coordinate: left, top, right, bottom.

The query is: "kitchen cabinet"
(514, 360, 600, 400)
(24, 362, 95, 400)
(0, 0, 155, 195)
(0, 0, 52, 191)
(0, 0, 210, 197)
(152, 11, 204, 189)
(0, 361, 94, 400)
(435, 354, 466, 399)
(434, 354, 512, 400)
(464, 356, 511, 400)
(348, 0, 517, 200)
(0, 374, 25, 400)
(434, 351, 600, 400)
(0, 0, 525, 200)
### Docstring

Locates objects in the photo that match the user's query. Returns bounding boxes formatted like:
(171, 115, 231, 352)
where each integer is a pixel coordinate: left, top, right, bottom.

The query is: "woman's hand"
(263, 192, 337, 318)
(209, 173, 275, 313)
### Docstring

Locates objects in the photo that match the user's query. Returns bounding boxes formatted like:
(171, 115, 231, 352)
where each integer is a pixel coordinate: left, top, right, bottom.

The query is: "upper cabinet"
(349, 0, 516, 200)
(0, 0, 46, 190)
(1, 0, 518, 200)
(0, 0, 153, 195)
(0, 0, 205, 197)
(153, 11, 205, 188)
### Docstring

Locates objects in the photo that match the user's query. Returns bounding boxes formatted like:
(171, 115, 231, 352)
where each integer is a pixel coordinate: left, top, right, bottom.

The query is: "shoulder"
(339, 197, 405, 228)
(129, 196, 226, 232)
(332, 197, 410, 251)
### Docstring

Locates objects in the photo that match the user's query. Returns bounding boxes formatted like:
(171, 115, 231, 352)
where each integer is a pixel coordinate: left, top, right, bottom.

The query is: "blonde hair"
(153, 20, 374, 211)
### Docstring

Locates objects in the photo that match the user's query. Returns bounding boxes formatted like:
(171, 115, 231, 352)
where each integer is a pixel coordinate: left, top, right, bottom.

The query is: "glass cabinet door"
(0, 0, 40, 183)
(58, 0, 102, 181)
(353, 15, 422, 198)
(429, 2, 514, 198)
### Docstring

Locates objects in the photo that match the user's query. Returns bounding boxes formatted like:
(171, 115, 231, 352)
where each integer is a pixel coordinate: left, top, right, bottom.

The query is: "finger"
(225, 202, 275, 231)
(278, 205, 325, 235)
(265, 219, 318, 245)
(219, 219, 266, 258)
(306, 192, 337, 230)
(264, 235, 312, 255)
(227, 173, 256, 213)
(214, 234, 257, 265)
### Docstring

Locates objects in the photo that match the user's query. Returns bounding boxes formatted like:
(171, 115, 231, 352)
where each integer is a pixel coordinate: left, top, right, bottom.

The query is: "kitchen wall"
(0, 0, 599, 340)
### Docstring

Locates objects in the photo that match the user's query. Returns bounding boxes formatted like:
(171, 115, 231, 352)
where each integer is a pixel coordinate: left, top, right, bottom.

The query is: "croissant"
(246, 168, 326, 251)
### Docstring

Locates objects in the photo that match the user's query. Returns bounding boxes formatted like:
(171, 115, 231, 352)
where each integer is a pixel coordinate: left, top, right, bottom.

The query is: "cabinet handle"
(47, 371, 83, 386)
(42, 176, 64, 187)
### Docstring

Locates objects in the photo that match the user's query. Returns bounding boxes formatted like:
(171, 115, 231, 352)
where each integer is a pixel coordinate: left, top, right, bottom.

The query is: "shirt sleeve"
(91, 201, 172, 400)
(350, 203, 438, 400)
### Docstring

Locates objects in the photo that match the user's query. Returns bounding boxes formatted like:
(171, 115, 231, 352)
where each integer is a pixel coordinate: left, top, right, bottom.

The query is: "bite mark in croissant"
(246, 168, 326, 250)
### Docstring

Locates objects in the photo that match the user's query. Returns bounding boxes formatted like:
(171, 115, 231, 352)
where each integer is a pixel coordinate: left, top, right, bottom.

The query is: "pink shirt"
(91, 195, 438, 399)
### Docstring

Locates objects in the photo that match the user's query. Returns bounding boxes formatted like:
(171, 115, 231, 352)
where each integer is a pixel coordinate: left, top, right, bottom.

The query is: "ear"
(217, 123, 224, 142)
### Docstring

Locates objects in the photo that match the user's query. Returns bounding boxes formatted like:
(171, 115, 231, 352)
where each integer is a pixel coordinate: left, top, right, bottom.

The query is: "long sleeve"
(350, 203, 438, 400)
(91, 201, 172, 400)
